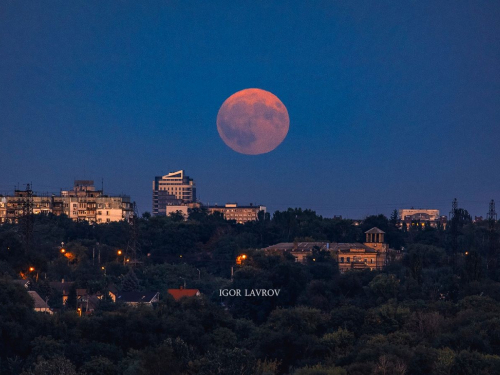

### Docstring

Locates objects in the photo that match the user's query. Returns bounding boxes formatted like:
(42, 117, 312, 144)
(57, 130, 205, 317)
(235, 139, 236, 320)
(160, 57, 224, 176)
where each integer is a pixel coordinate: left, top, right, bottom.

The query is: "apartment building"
(206, 203, 266, 224)
(152, 170, 196, 216)
(0, 181, 134, 224)
(398, 208, 447, 229)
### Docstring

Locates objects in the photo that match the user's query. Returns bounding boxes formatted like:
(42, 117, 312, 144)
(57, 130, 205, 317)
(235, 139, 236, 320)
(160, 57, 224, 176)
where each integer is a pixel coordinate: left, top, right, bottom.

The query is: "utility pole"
(126, 202, 139, 266)
(487, 200, 497, 276)
(449, 198, 458, 220)
(449, 198, 459, 269)
(21, 183, 34, 255)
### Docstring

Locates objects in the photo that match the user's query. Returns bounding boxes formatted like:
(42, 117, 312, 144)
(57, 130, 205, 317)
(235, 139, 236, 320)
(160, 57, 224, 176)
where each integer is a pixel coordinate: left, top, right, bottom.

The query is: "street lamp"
(101, 266, 106, 276)
(232, 254, 248, 281)
(117, 249, 125, 265)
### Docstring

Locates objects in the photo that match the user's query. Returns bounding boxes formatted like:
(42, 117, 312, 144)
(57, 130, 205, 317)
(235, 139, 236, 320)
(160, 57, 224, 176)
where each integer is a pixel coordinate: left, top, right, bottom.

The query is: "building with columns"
(265, 227, 396, 272)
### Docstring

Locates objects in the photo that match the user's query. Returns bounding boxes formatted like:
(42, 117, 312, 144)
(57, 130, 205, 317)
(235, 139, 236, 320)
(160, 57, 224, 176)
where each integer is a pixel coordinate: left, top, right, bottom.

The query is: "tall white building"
(152, 170, 196, 216)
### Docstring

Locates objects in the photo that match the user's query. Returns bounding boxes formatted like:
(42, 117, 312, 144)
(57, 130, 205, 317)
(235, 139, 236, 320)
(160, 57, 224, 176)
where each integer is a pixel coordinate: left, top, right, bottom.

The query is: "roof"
(365, 227, 385, 234)
(76, 289, 88, 296)
(331, 243, 378, 253)
(116, 291, 159, 303)
(12, 279, 31, 288)
(28, 291, 50, 309)
(50, 281, 74, 295)
(107, 283, 119, 295)
(167, 289, 200, 301)
(265, 242, 330, 252)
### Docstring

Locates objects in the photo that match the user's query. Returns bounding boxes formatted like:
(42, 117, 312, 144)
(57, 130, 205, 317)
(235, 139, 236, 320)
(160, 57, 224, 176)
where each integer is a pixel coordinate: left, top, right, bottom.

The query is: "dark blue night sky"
(1, 1, 499, 218)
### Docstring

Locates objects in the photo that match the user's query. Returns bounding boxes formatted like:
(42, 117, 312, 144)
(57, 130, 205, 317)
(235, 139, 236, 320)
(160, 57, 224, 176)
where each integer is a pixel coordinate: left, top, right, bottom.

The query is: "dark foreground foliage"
(1, 208, 500, 374)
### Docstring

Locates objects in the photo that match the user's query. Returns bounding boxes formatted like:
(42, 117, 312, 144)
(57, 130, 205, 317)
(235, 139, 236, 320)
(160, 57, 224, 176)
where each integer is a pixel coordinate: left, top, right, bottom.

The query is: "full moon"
(216, 88, 289, 155)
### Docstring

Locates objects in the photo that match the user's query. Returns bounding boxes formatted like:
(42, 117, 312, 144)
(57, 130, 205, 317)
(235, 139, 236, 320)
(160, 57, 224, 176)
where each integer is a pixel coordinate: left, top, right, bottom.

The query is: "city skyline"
(0, 174, 494, 221)
(1, 1, 499, 219)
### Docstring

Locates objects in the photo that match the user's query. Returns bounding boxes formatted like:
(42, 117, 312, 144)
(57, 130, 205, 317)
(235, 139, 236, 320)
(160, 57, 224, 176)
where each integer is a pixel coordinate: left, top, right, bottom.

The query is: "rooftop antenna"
(487, 199, 497, 222)
(487, 200, 498, 273)
(21, 183, 34, 255)
(449, 198, 458, 220)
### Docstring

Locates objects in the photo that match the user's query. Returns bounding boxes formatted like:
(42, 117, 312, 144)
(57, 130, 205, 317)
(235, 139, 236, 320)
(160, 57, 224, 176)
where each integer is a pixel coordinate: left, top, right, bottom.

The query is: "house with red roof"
(167, 287, 201, 301)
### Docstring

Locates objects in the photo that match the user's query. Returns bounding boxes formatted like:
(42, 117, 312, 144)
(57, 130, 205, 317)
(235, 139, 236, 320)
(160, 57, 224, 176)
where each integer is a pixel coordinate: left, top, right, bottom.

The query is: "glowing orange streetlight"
(232, 254, 248, 281)
(29, 266, 35, 272)
(60, 248, 66, 254)
(236, 254, 247, 265)
(117, 250, 122, 255)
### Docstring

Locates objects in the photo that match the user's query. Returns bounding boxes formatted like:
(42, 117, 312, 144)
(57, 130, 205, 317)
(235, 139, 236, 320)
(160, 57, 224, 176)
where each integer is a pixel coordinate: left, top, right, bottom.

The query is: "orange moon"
(216, 88, 289, 155)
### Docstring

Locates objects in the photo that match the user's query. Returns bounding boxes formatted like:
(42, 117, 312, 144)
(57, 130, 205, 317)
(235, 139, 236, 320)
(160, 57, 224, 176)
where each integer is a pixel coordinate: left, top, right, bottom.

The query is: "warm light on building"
(152, 170, 196, 216)
(0, 180, 135, 225)
(206, 203, 266, 224)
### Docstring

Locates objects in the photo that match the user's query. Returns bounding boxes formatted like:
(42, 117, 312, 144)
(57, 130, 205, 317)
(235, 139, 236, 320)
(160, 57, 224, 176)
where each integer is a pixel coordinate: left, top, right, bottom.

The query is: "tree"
(390, 210, 399, 225)
(21, 356, 77, 375)
(121, 269, 140, 292)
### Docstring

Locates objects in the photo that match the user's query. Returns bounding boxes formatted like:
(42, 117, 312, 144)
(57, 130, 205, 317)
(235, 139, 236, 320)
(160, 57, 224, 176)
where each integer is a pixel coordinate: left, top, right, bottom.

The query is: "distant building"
(167, 288, 201, 301)
(206, 203, 266, 224)
(398, 209, 447, 229)
(12, 279, 31, 289)
(152, 170, 196, 216)
(0, 180, 134, 224)
(115, 291, 160, 306)
(265, 227, 398, 272)
(265, 242, 330, 263)
(334, 228, 389, 272)
(27, 291, 53, 314)
(50, 280, 76, 305)
(166, 205, 189, 218)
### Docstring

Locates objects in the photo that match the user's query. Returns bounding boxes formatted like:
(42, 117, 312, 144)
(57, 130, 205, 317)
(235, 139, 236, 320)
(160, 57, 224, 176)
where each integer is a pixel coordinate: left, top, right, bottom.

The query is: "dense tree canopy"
(1, 207, 500, 374)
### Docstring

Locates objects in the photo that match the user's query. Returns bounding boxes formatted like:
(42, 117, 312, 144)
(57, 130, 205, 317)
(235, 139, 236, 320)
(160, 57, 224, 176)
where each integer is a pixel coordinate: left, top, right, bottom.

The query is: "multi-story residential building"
(206, 203, 266, 224)
(0, 180, 134, 224)
(398, 208, 447, 229)
(152, 170, 196, 216)
(165, 203, 201, 220)
(265, 227, 398, 272)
